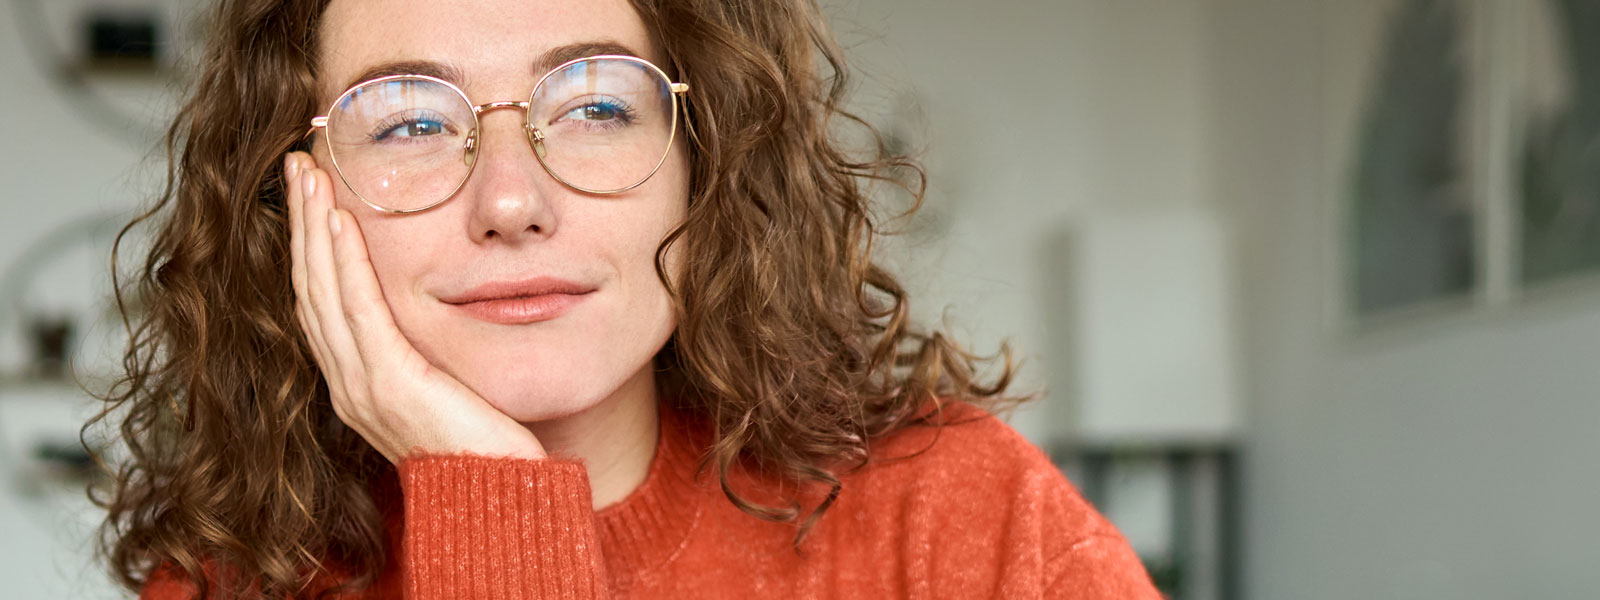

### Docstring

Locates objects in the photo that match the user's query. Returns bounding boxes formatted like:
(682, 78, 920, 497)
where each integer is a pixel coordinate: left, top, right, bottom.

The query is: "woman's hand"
(285, 152, 547, 464)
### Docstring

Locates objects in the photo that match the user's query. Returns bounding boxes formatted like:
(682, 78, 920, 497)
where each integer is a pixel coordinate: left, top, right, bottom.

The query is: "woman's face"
(312, 0, 687, 421)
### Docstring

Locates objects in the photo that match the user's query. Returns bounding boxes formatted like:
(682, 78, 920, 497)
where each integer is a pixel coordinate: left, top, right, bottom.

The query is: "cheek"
(347, 211, 436, 333)
(328, 173, 437, 296)
(614, 198, 684, 323)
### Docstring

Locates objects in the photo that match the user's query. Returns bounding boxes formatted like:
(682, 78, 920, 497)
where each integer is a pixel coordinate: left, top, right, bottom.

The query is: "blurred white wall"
(1211, 0, 1600, 597)
(827, 0, 1219, 444)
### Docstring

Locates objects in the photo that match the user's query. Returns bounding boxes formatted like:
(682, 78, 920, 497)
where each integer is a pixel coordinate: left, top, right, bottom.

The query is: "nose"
(462, 105, 558, 244)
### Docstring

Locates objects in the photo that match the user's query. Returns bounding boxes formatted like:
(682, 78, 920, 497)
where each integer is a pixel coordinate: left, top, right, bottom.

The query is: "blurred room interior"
(1, 0, 1595, 598)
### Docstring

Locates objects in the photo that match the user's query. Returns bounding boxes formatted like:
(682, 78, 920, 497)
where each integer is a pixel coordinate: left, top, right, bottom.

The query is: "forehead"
(317, 0, 659, 103)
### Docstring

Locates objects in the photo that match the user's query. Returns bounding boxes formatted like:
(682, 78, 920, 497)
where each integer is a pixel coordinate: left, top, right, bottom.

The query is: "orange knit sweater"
(139, 400, 1159, 599)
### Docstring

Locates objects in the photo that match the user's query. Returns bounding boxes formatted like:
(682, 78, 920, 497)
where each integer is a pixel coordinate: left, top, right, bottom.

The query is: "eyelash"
(554, 96, 639, 129)
(369, 110, 454, 143)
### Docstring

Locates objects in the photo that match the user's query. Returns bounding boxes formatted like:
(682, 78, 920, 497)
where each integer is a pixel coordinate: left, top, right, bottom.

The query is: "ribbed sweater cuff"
(398, 454, 605, 599)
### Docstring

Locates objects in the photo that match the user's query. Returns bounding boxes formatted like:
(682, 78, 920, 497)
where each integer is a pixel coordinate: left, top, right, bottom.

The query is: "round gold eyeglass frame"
(300, 54, 691, 214)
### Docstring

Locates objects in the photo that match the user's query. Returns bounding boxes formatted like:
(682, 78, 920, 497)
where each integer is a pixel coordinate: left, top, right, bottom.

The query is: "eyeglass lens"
(324, 57, 676, 212)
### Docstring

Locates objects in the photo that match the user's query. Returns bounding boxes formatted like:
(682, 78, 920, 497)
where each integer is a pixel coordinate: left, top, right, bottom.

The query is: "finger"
(328, 208, 412, 368)
(297, 302, 348, 418)
(296, 303, 331, 376)
(286, 159, 358, 429)
(287, 154, 318, 342)
(299, 273, 346, 394)
(286, 154, 338, 380)
(286, 152, 307, 299)
(300, 166, 364, 399)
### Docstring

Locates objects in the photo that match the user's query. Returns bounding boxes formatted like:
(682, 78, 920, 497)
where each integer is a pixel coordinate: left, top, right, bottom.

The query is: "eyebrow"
(337, 40, 646, 95)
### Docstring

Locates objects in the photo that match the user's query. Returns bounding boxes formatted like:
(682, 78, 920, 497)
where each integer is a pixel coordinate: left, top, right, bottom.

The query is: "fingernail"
(303, 169, 316, 197)
(327, 208, 342, 236)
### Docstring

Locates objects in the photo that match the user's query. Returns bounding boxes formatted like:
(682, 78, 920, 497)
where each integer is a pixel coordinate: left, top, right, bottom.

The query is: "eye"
(375, 118, 449, 141)
(553, 97, 637, 129)
(574, 104, 617, 121)
(397, 120, 446, 137)
(365, 108, 458, 144)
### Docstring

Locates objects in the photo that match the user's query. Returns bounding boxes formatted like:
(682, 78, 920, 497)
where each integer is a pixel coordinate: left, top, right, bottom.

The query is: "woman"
(91, 0, 1158, 598)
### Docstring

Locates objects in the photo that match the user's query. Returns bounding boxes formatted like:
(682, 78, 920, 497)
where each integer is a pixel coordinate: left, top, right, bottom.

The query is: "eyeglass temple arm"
(295, 117, 328, 152)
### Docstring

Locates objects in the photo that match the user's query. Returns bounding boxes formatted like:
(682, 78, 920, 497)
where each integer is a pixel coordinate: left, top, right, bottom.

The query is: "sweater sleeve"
(397, 454, 607, 600)
(135, 455, 607, 600)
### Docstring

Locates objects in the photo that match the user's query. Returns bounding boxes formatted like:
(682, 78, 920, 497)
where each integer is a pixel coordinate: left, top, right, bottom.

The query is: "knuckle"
(306, 286, 332, 311)
(345, 393, 377, 425)
(325, 390, 348, 417)
(367, 375, 406, 408)
(341, 301, 362, 324)
(330, 385, 367, 418)
(367, 373, 394, 400)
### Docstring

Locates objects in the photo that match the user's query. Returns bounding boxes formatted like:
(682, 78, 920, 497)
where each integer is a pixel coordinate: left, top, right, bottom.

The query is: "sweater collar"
(372, 398, 712, 589)
(592, 398, 711, 588)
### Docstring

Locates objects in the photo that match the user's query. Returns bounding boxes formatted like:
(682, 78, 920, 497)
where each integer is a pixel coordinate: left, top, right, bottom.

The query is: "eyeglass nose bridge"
(462, 100, 547, 169)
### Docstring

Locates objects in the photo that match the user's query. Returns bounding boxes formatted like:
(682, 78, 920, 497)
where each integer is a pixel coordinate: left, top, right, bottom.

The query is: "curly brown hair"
(85, 0, 1033, 598)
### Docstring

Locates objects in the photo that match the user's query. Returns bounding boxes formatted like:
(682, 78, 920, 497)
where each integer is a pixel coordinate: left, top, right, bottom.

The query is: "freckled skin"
(312, 0, 689, 423)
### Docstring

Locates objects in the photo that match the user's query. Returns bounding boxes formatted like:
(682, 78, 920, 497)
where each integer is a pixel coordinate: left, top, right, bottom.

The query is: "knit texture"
(139, 400, 1159, 599)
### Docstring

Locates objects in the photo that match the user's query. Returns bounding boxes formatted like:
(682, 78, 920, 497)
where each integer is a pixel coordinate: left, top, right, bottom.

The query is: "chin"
(395, 295, 678, 424)
(454, 352, 622, 422)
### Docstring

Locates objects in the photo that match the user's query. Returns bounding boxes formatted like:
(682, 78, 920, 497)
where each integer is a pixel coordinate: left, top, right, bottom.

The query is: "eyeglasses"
(304, 54, 690, 214)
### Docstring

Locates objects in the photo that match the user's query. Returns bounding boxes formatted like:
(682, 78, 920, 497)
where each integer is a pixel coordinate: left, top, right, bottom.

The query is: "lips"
(441, 276, 597, 304)
(441, 276, 597, 325)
